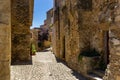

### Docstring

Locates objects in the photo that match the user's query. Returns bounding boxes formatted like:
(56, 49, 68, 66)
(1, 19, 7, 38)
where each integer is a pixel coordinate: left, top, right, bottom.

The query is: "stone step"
(92, 70, 105, 78)
(86, 71, 103, 80)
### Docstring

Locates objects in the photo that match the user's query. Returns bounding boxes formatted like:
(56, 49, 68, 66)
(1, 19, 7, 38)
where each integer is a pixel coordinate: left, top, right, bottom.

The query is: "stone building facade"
(103, 0, 120, 80)
(0, 0, 33, 80)
(37, 9, 53, 51)
(0, 1, 11, 80)
(11, 0, 34, 62)
(46, 8, 53, 30)
(52, 0, 120, 79)
(30, 28, 40, 51)
(38, 24, 51, 50)
(53, 0, 105, 71)
(46, 8, 54, 42)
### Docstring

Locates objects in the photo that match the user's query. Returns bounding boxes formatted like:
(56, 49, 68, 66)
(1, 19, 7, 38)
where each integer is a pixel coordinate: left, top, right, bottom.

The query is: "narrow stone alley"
(1, 0, 120, 80)
(11, 49, 87, 80)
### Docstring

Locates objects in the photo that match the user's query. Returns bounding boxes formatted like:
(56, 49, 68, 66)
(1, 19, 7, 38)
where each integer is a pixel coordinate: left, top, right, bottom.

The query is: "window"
(81, 0, 92, 11)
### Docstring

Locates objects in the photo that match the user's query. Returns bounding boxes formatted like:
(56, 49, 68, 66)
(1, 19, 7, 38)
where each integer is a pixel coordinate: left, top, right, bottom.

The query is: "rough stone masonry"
(52, 0, 120, 80)
(11, 0, 34, 62)
(0, 0, 33, 80)
(53, 0, 107, 75)
(0, 0, 11, 80)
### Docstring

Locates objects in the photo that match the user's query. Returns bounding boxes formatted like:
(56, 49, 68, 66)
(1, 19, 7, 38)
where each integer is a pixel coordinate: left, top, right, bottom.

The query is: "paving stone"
(11, 51, 87, 80)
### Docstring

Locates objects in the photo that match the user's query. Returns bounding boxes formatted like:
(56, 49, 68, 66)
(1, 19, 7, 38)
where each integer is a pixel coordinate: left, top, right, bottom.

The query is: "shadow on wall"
(55, 57, 87, 80)
(38, 47, 52, 52)
(11, 56, 33, 65)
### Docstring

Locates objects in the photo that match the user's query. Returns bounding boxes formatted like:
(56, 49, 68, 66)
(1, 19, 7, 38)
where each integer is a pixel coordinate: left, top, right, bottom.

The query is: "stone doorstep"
(84, 70, 104, 80)
(69, 68, 103, 80)
(92, 70, 105, 78)
(85, 74, 103, 80)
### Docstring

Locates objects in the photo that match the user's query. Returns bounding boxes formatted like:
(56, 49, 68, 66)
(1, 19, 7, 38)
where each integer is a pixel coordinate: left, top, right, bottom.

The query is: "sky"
(31, 0, 53, 28)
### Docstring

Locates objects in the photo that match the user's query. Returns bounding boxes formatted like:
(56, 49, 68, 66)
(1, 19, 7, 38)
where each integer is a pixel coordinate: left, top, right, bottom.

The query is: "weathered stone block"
(116, 76, 120, 80)
(0, 62, 10, 80)
(11, 0, 33, 62)
(0, 0, 11, 80)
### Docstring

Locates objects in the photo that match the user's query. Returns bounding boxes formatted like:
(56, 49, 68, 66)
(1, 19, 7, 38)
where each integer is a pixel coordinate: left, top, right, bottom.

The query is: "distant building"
(30, 27, 40, 51)
(37, 8, 53, 50)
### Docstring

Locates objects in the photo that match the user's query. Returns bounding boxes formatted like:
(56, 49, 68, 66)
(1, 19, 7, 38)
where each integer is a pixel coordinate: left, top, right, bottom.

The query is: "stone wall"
(53, 0, 62, 57)
(53, 0, 106, 74)
(0, 0, 11, 80)
(103, 30, 120, 80)
(53, 0, 120, 78)
(103, 0, 120, 80)
(46, 8, 53, 42)
(64, 0, 101, 74)
(46, 8, 53, 30)
(11, 0, 34, 62)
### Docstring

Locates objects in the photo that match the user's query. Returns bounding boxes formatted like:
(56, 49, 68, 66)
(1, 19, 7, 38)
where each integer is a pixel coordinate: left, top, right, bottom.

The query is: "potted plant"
(31, 44, 36, 55)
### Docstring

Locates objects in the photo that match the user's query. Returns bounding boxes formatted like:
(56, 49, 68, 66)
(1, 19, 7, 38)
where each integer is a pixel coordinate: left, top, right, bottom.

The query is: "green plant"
(49, 24, 53, 28)
(32, 44, 36, 55)
(78, 48, 100, 61)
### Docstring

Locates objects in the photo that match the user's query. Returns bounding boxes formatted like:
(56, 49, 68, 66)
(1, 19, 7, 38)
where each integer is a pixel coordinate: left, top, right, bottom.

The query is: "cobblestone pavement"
(11, 50, 87, 80)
